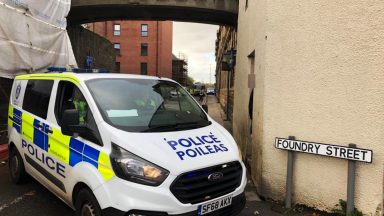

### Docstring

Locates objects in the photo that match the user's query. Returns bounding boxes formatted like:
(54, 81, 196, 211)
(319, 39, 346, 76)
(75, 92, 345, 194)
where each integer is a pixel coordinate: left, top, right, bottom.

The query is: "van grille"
(170, 161, 243, 204)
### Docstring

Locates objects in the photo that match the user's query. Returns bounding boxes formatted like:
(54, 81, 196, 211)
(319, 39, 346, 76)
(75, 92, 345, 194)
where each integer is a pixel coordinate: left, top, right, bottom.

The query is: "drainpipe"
(156, 21, 159, 77)
(226, 68, 231, 120)
(226, 28, 234, 121)
(105, 21, 107, 37)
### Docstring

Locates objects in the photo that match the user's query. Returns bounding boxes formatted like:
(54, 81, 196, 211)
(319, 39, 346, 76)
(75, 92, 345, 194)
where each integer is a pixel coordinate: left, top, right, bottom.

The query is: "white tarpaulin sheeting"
(0, 1, 77, 78)
(1, 0, 70, 28)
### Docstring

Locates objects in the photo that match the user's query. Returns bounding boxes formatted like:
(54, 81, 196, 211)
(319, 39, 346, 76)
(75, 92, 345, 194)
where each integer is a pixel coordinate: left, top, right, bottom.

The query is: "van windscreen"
(86, 79, 210, 132)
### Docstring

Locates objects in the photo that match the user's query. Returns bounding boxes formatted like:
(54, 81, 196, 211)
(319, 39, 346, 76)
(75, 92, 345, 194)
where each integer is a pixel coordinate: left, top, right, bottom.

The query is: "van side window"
(55, 81, 102, 145)
(55, 82, 87, 125)
(23, 80, 54, 119)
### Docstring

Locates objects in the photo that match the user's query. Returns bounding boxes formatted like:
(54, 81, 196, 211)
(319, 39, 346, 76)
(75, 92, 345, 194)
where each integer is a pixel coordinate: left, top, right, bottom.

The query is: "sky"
(172, 22, 219, 84)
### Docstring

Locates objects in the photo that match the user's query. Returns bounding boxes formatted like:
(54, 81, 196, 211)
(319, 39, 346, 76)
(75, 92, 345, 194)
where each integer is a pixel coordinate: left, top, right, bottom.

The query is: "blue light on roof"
(47, 67, 67, 72)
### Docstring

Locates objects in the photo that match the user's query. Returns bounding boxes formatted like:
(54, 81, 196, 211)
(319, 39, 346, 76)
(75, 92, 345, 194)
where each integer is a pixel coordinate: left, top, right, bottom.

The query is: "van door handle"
(37, 123, 43, 129)
(46, 127, 53, 134)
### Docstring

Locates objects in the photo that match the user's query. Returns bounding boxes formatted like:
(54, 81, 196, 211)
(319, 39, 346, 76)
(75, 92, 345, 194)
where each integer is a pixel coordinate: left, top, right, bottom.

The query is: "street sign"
(275, 138, 372, 163)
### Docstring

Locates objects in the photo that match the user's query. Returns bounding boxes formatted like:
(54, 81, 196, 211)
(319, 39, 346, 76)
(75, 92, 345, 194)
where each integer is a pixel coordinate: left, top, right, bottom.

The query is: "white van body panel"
(93, 163, 247, 213)
(107, 124, 239, 176)
(8, 73, 246, 215)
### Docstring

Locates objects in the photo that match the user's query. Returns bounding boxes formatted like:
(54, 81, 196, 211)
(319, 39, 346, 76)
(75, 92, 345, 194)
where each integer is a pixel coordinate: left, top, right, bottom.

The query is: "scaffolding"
(172, 52, 188, 86)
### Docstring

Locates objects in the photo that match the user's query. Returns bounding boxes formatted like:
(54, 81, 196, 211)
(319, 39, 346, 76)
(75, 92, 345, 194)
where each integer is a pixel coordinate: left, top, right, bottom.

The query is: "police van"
(7, 68, 246, 216)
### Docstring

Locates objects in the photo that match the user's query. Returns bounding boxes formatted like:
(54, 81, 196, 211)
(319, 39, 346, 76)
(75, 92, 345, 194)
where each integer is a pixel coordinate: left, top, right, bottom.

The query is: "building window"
(114, 43, 121, 55)
(141, 24, 148, 37)
(141, 62, 147, 75)
(114, 24, 121, 36)
(141, 43, 148, 56)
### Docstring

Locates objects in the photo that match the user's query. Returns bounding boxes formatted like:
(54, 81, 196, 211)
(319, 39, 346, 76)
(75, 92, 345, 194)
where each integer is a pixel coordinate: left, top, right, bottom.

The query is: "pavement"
(206, 95, 232, 134)
(206, 95, 280, 216)
(0, 165, 73, 216)
(206, 95, 333, 216)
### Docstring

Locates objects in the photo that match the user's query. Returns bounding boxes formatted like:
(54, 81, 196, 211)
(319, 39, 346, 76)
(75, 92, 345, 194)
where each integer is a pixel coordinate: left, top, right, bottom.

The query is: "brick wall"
(215, 26, 237, 122)
(67, 25, 117, 72)
(158, 21, 173, 78)
(90, 21, 173, 78)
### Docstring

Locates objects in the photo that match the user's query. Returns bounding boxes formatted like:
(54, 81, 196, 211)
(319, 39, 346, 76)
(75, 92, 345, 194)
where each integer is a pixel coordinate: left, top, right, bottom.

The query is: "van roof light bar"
(47, 67, 109, 73)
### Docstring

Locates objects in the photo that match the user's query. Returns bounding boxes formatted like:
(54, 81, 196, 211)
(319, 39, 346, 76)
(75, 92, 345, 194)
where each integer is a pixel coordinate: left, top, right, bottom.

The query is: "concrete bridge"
(68, 0, 239, 26)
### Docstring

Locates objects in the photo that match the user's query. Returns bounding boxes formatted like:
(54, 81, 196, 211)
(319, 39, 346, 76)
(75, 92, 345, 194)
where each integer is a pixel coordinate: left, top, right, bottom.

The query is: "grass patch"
(332, 199, 363, 216)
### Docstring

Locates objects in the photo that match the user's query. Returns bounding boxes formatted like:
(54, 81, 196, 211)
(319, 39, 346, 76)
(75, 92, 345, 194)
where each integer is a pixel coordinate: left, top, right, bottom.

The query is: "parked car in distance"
(207, 88, 215, 95)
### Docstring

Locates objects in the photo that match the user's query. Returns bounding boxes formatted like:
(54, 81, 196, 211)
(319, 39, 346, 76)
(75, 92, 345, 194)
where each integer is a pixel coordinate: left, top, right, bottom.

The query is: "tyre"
(75, 188, 102, 216)
(9, 146, 28, 184)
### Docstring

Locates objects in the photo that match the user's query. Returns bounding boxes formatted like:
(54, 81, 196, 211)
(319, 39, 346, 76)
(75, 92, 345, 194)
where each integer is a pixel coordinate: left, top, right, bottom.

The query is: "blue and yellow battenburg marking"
(8, 105, 114, 181)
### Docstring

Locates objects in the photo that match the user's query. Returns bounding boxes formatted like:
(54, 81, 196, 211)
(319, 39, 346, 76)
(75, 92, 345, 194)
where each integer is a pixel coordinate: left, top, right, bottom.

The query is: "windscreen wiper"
(142, 122, 207, 132)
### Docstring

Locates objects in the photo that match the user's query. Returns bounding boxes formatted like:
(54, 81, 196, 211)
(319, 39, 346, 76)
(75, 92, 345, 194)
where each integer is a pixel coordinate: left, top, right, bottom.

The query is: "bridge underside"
(68, 5, 237, 26)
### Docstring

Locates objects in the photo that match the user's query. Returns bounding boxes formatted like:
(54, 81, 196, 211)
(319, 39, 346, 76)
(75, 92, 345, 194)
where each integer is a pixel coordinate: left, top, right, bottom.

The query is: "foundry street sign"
(275, 138, 373, 163)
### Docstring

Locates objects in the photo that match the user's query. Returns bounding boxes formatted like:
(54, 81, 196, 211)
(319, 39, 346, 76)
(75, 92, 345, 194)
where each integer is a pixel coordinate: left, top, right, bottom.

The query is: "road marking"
(0, 190, 36, 212)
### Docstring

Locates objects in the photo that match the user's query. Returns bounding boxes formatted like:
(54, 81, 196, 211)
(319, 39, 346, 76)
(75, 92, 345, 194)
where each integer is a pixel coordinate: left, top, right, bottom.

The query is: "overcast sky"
(173, 22, 219, 84)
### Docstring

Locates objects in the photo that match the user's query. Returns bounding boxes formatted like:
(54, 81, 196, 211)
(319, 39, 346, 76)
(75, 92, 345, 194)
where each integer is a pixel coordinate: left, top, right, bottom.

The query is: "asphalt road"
(0, 164, 249, 216)
(0, 162, 258, 216)
(0, 163, 73, 216)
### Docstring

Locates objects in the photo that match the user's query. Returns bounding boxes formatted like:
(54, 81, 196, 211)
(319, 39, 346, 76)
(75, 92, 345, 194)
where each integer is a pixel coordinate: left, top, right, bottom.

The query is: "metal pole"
(346, 143, 356, 216)
(156, 21, 159, 77)
(285, 136, 295, 209)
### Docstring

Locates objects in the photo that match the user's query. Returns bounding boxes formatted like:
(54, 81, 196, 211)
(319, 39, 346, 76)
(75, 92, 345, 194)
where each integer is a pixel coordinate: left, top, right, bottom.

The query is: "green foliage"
(186, 76, 194, 88)
(332, 199, 363, 216)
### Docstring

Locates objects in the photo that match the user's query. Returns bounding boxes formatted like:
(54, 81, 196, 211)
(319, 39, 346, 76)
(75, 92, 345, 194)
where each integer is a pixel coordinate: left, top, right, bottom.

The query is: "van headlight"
(110, 143, 169, 186)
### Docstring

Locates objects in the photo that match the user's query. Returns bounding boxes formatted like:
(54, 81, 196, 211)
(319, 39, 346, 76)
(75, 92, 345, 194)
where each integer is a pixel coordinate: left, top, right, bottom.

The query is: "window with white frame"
(114, 24, 121, 36)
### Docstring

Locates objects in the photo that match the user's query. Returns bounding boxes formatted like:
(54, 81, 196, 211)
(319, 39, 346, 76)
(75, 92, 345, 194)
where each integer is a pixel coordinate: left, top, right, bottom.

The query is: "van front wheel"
(75, 188, 102, 216)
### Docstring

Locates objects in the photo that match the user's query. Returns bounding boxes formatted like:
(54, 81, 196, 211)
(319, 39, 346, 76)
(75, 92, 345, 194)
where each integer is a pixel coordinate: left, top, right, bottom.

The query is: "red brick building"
(88, 21, 173, 78)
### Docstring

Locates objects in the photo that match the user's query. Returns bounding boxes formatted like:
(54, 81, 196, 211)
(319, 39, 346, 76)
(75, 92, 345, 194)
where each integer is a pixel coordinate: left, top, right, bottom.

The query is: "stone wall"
(234, 0, 384, 214)
(67, 25, 117, 72)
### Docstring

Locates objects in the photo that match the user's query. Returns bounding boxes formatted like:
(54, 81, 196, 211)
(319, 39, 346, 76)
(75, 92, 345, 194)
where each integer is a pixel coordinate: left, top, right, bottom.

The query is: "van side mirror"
(202, 104, 208, 113)
(61, 109, 87, 136)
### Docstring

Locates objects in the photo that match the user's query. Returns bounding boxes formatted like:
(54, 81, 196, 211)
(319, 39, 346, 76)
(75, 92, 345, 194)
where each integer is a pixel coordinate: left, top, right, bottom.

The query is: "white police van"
(7, 68, 246, 216)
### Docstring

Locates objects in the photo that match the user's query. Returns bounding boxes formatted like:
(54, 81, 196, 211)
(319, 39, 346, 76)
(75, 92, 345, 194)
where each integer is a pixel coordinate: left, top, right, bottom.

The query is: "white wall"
(234, 0, 384, 214)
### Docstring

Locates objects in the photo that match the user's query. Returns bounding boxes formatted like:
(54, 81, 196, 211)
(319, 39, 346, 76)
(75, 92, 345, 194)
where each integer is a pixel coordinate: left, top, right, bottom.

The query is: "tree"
(186, 76, 195, 88)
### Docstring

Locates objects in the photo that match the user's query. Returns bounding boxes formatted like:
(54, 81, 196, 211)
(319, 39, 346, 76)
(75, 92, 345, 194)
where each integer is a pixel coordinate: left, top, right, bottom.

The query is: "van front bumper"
(101, 192, 246, 216)
(93, 161, 247, 215)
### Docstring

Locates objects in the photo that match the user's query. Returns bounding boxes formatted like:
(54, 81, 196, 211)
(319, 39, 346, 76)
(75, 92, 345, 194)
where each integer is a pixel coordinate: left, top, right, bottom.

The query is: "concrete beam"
(69, 0, 238, 26)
